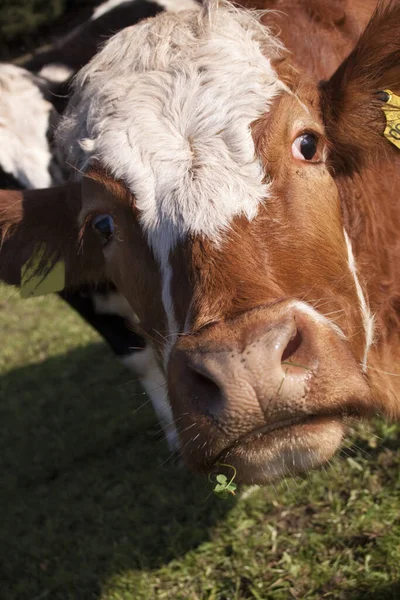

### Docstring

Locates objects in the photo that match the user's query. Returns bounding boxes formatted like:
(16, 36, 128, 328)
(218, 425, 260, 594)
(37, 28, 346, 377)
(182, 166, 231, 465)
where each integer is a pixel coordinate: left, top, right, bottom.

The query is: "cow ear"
(319, 0, 400, 175)
(0, 183, 105, 292)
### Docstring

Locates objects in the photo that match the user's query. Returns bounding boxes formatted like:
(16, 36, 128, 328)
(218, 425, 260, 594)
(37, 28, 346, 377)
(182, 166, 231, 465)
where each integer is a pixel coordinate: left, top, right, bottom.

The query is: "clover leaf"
(209, 463, 237, 499)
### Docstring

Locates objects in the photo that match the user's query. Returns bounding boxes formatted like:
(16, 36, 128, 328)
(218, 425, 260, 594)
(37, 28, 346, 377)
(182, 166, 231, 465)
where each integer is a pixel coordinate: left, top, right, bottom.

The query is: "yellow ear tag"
(381, 89, 400, 149)
(20, 244, 65, 299)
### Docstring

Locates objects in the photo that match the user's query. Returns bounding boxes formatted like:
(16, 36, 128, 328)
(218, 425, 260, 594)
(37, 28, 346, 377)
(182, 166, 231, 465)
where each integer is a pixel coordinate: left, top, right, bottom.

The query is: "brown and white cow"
(1, 0, 400, 484)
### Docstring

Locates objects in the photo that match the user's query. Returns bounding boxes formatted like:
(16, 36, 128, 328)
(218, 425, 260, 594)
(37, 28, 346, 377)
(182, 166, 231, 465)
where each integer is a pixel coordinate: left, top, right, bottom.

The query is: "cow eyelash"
(91, 213, 115, 245)
(81, 212, 119, 247)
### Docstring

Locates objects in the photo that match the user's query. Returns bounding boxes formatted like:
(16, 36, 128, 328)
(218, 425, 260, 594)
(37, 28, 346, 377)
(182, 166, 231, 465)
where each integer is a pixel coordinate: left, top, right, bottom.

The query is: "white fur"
(92, 0, 198, 21)
(343, 229, 374, 370)
(293, 301, 347, 340)
(158, 0, 199, 10)
(119, 347, 179, 451)
(58, 2, 285, 260)
(38, 63, 74, 83)
(92, 0, 133, 20)
(160, 258, 179, 367)
(93, 289, 140, 322)
(0, 64, 58, 188)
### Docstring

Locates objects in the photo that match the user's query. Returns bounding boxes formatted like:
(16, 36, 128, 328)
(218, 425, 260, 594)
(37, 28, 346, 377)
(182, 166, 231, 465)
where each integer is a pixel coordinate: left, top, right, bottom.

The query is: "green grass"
(0, 283, 399, 600)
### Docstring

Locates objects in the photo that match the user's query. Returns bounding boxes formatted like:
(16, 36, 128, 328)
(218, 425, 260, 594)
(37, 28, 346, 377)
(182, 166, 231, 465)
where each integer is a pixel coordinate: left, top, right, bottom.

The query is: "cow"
(1, 0, 400, 485)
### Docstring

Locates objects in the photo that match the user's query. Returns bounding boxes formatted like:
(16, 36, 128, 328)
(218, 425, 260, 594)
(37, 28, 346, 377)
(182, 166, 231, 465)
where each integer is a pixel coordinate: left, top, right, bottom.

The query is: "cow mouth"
(240, 414, 317, 441)
(208, 413, 346, 484)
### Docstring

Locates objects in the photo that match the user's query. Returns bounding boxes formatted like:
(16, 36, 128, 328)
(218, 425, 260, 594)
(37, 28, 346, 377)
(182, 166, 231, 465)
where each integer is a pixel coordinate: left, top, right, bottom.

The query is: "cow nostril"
(189, 367, 224, 416)
(281, 328, 303, 362)
(192, 370, 220, 393)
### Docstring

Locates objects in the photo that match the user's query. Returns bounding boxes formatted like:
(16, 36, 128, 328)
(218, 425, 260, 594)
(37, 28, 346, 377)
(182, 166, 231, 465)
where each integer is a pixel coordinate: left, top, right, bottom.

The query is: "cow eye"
(292, 133, 319, 161)
(92, 214, 115, 243)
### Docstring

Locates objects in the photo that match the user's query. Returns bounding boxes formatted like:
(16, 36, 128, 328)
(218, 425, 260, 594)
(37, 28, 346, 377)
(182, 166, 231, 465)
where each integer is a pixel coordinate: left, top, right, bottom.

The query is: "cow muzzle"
(168, 301, 371, 484)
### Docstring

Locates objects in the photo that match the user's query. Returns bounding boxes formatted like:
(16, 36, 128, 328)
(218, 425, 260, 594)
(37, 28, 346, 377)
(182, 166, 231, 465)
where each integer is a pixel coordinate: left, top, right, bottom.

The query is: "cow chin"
(207, 416, 346, 484)
(172, 401, 369, 485)
(167, 302, 373, 485)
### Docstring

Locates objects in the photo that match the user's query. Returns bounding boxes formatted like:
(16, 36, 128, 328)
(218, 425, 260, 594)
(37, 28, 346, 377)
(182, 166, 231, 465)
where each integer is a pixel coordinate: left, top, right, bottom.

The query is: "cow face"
(77, 84, 372, 482)
(57, 3, 400, 483)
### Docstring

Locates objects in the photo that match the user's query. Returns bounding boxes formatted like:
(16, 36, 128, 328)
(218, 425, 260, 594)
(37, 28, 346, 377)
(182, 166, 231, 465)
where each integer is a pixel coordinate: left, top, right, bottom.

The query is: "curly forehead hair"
(56, 2, 286, 258)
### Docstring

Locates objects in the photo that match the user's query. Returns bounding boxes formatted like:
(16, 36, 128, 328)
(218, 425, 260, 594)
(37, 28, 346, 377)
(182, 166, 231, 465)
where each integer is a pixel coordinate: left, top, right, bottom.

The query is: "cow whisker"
(130, 397, 153, 415)
(127, 382, 167, 398)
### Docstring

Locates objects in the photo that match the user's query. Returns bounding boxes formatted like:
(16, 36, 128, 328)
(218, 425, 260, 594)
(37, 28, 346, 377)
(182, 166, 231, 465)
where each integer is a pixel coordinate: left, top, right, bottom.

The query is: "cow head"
(2, 1, 400, 483)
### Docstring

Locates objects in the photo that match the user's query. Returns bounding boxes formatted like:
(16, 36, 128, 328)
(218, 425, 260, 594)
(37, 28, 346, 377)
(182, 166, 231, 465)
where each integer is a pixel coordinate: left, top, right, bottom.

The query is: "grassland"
(0, 283, 399, 600)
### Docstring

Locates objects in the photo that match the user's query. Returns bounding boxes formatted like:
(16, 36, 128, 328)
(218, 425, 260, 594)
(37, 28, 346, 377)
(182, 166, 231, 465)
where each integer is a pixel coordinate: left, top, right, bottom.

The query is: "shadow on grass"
(0, 343, 232, 599)
(346, 581, 400, 600)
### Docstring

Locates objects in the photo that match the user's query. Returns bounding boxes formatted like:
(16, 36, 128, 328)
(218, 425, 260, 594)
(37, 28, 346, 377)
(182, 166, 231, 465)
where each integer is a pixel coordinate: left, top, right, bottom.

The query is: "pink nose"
(168, 303, 372, 482)
(170, 310, 315, 427)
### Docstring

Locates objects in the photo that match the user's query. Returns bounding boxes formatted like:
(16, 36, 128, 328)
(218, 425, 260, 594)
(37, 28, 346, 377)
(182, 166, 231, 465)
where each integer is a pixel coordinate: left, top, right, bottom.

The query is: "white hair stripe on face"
(161, 257, 179, 368)
(343, 229, 374, 371)
(293, 301, 347, 340)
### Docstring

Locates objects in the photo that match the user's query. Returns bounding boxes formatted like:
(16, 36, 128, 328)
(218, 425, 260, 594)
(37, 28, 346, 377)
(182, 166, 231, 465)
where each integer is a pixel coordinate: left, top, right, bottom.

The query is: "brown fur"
(170, 89, 366, 361)
(241, 0, 379, 79)
(315, 1, 400, 418)
(86, 165, 133, 206)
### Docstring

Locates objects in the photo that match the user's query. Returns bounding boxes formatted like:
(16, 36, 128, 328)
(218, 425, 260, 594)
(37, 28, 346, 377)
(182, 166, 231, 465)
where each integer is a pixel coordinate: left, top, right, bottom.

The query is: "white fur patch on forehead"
(57, 1, 285, 259)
